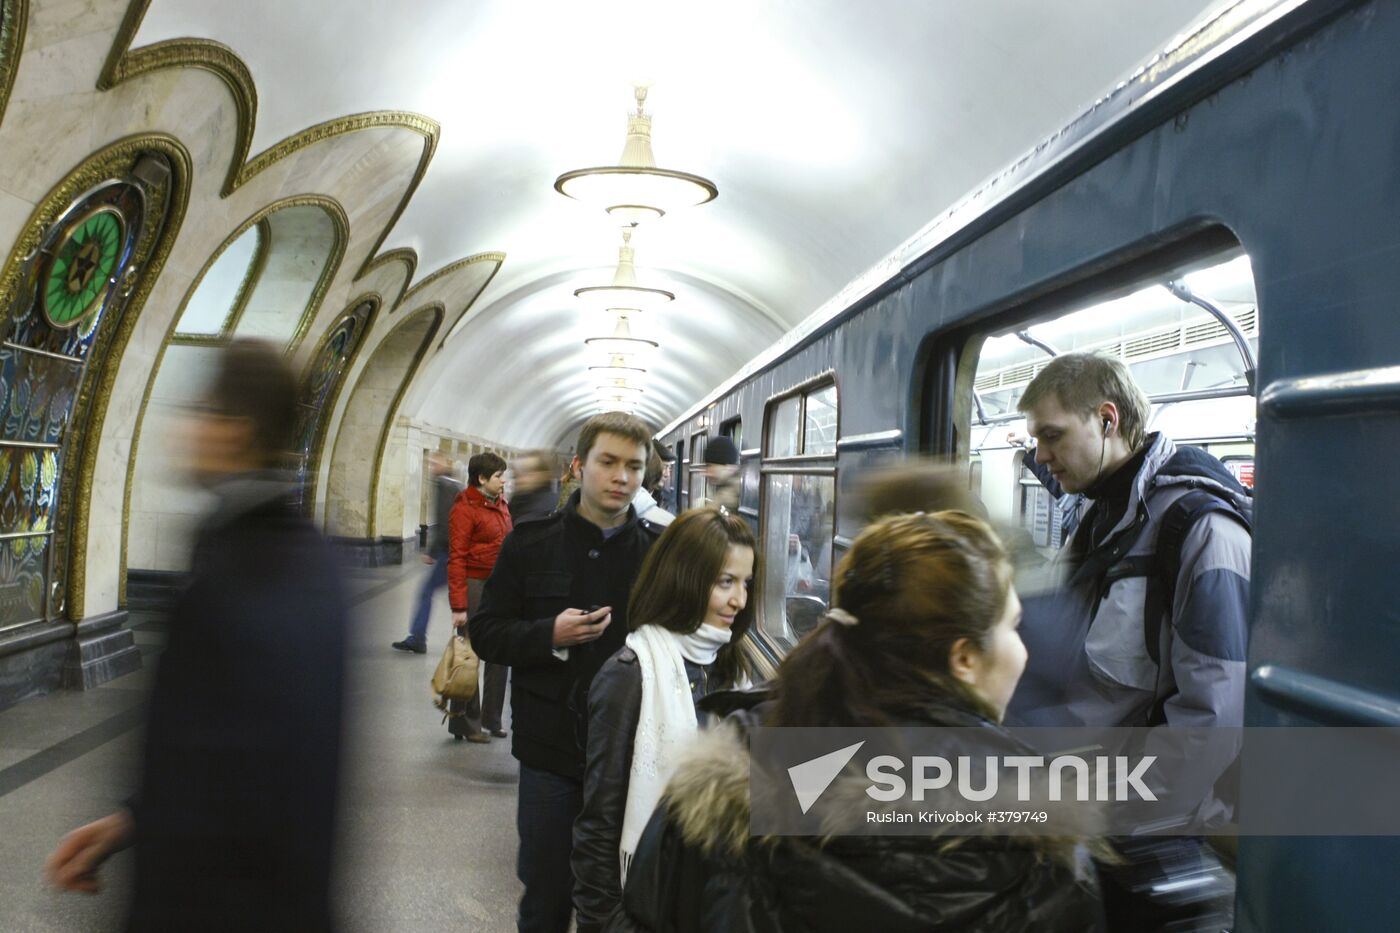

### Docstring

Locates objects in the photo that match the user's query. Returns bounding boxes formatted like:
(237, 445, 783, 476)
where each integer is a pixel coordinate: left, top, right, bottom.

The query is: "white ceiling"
(135, 0, 1229, 448)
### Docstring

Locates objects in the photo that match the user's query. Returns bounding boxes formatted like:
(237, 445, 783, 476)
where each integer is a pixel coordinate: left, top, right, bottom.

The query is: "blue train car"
(657, 2, 1400, 929)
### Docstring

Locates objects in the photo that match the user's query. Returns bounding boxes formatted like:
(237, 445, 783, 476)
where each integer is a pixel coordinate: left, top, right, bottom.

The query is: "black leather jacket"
(606, 698, 1104, 933)
(574, 645, 716, 933)
(469, 493, 662, 779)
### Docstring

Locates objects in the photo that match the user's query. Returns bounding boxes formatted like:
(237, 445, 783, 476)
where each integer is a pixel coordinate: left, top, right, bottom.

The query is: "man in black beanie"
(700, 436, 741, 511)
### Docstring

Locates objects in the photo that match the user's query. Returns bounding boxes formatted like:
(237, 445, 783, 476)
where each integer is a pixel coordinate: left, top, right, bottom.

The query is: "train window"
(768, 396, 801, 458)
(961, 252, 1259, 551)
(689, 432, 708, 506)
(760, 379, 839, 651)
(803, 385, 838, 455)
(721, 416, 742, 450)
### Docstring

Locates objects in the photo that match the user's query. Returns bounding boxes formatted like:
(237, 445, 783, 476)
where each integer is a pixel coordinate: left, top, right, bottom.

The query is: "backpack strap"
(1142, 489, 1252, 725)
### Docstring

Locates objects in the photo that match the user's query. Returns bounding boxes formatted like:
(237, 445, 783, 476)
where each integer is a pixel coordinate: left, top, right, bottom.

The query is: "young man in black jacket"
(470, 412, 663, 933)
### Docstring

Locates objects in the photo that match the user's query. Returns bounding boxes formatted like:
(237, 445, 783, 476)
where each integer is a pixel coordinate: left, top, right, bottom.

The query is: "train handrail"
(1164, 280, 1258, 393)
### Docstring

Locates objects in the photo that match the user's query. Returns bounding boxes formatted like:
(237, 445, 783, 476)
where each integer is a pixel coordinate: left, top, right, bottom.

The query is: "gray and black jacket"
(1009, 433, 1251, 825)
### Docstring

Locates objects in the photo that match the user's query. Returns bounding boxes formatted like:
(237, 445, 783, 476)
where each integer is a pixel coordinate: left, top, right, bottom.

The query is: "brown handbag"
(431, 632, 479, 710)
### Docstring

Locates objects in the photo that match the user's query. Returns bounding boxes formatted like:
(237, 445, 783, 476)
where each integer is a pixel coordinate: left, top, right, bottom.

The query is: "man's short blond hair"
(1017, 352, 1152, 449)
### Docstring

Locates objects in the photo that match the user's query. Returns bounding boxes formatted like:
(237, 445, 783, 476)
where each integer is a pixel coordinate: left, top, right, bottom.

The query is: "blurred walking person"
(510, 450, 558, 524)
(447, 452, 513, 740)
(393, 451, 461, 653)
(46, 340, 348, 933)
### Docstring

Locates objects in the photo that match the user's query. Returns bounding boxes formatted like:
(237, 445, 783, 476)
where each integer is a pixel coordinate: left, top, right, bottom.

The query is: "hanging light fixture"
(584, 313, 658, 355)
(556, 84, 717, 223)
(574, 229, 674, 313)
(589, 353, 647, 379)
(595, 382, 644, 397)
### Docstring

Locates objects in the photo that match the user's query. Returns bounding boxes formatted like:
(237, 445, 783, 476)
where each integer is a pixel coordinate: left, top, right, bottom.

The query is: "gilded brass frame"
(101, 0, 439, 282)
(0, 0, 26, 132)
(169, 218, 270, 344)
(299, 294, 382, 519)
(0, 135, 197, 622)
(362, 304, 444, 535)
(120, 196, 348, 602)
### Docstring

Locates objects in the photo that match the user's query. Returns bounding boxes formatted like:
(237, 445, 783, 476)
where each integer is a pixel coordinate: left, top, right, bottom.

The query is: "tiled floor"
(0, 564, 522, 932)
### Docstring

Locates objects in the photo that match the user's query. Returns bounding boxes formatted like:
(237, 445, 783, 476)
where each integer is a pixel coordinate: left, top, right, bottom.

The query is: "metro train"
(655, 2, 1400, 930)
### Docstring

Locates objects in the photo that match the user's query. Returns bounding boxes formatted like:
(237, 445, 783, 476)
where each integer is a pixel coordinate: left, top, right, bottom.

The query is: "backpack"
(1077, 447, 1253, 726)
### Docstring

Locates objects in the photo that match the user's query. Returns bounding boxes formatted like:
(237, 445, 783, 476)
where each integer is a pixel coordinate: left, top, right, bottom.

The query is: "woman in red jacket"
(447, 452, 513, 741)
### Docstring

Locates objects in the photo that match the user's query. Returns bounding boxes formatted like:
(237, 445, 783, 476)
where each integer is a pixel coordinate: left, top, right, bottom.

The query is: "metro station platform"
(0, 563, 522, 932)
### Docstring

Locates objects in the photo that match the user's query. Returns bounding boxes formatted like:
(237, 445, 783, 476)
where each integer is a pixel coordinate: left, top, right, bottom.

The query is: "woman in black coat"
(573, 508, 758, 933)
(607, 511, 1104, 933)
(47, 341, 348, 933)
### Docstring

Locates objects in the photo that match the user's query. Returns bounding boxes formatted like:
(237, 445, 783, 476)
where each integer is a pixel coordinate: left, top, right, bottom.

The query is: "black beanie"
(703, 436, 739, 466)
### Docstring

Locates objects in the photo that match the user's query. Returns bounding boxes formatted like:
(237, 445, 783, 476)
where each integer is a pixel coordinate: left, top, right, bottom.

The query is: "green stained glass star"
(42, 208, 125, 329)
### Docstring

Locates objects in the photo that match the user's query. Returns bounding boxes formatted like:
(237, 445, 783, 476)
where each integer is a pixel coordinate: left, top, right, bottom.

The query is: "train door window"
(721, 416, 742, 451)
(960, 251, 1258, 555)
(689, 432, 708, 506)
(759, 380, 839, 651)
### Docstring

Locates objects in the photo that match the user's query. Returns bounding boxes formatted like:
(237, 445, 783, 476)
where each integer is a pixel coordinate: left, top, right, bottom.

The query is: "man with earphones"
(1012, 352, 1252, 928)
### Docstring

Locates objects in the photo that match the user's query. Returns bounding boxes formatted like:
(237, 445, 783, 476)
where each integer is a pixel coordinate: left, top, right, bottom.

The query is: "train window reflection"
(964, 252, 1259, 552)
(760, 473, 836, 650)
(768, 397, 800, 458)
(803, 385, 838, 455)
(688, 432, 708, 506)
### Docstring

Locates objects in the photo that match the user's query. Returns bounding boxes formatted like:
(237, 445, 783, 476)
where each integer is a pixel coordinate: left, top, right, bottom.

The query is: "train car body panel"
(660, 2, 1400, 927)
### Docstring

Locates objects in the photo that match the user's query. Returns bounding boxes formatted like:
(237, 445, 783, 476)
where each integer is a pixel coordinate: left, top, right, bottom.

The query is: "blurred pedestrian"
(46, 340, 348, 932)
(510, 450, 558, 524)
(699, 436, 740, 511)
(631, 442, 675, 527)
(447, 452, 513, 741)
(393, 450, 461, 653)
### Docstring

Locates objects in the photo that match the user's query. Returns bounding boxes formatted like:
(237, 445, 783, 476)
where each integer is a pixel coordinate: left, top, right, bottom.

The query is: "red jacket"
(448, 485, 513, 611)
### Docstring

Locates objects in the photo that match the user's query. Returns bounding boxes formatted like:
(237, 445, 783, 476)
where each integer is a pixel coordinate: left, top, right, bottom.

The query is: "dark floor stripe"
(0, 706, 146, 798)
(0, 567, 416, 798)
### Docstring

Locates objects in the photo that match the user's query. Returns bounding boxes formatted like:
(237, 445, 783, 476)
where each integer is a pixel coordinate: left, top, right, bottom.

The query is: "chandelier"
(589, 354, 647, 379)
(555, 84, 717, 224)
(574, 229, 673, 313)
(584, 313, 657, 355)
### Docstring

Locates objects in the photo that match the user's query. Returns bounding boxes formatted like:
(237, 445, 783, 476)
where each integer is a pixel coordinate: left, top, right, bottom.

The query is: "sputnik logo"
(787, 741, 865, 814)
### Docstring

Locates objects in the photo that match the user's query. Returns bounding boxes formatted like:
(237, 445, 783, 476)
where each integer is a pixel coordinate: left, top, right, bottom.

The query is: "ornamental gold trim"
(16, 135, 197, 620)
(121, 196, 347, 599)
(362, 247, 417, 312)
(101, 1, 441, 281)
(363, 304, 443, 535)
(100, 36, 256, 198)
(0, 0, 27, 132)
(433, 253, 505, 348)
(299, 294, 382, 516)
(170, 217, 271, 344)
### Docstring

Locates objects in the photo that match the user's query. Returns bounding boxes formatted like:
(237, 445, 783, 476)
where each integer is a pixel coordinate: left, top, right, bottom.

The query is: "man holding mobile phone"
(470, 412, 662, 933)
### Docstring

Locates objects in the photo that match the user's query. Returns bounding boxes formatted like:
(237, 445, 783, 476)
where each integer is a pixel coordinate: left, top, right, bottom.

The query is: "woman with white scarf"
(572, 508, 758, 933)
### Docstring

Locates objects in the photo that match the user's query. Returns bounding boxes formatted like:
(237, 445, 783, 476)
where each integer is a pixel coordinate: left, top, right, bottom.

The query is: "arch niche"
(324, 304, 443, 555)
(125, 199, 344, 576)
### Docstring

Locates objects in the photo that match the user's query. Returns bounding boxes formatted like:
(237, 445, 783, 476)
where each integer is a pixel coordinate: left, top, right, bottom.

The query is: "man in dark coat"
(470, 412, 662, 933)
(46, 341, 348, 933)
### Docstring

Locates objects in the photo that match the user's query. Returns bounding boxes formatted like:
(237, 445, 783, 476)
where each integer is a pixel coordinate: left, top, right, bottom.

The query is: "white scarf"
(619, 622, 731, 880)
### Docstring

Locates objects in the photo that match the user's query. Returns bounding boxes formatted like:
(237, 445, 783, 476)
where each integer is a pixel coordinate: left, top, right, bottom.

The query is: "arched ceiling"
(134, 0, 1227, 448)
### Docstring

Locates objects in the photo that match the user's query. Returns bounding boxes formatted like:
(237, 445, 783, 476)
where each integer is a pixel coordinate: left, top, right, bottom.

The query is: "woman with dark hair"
(573, 508, 758, 933)
(607, 511, 1103, 932)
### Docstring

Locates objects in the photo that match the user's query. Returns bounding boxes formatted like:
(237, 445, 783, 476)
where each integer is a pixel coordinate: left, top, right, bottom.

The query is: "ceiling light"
(555, 84, 717, 222)
(574, 229, 674, 312)
(595, 383, 643, 396)
(589, 354, 647, 379)
(584, 313, 658, 355)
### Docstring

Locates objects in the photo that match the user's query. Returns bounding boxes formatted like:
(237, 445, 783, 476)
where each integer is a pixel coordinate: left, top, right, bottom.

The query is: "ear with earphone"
(1102, 416, 1112, 437)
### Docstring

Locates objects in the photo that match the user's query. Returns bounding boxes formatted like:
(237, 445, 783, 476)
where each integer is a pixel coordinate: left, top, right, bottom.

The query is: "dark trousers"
(449, 576, 510, 735)
(516, 764, 583, 933)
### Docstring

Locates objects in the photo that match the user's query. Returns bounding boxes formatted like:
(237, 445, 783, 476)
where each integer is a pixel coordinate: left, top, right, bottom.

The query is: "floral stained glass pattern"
(0, 178, 146, 629)
(290, 301, 374, 511)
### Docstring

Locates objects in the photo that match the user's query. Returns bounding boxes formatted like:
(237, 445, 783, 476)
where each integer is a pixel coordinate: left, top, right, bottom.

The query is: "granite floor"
(0, 562, 522, 932)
